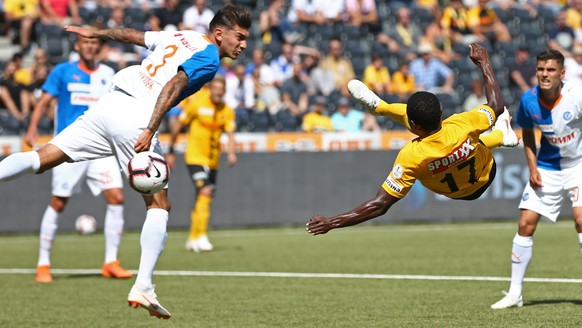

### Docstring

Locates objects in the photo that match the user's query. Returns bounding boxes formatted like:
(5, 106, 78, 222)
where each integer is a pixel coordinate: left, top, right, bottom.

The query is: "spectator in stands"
(251, 65, 283, 116)
(182, 0, 214, 34)
(320, 38, 355, 95)
(466, 0, 511, 45)
(344, 0, 379, 32)
(0, 60, 30, 133)
(566, 0, 582, 38)
(304, 52, 337, 97)
(548, 9, 576, 58)
(390, 60, 415, 102)
(362, 53, 391, 99)
(225, 63, 255, 128)
(331, 96, 380, 132)
(376, 6, 423, 61)
(409, 43, 455, 94)
(423, 6, 457, 64)
(39, 0, 82, 26)
(99, 4, 142, 69)
(462, 79, 487, 112)
(270, 42, 297, 87)
(287, 0, 344, 27)
(302, 95, 333, 132)
(260, 0, 302, 45)
(133, 0, 164, 15)
(149, 0, 184, 31)
(3, 0, 40, 51)
(565, 44, 582, 86)
(27, 64, 54, 128)
(281, 62, 309, 123)
(441, 0, 482, 46)
(508, 45, 536, 96)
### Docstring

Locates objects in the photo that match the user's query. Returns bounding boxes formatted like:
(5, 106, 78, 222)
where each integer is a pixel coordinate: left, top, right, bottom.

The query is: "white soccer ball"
(128, 151, 170, 195)
(75, 215, 97, 235)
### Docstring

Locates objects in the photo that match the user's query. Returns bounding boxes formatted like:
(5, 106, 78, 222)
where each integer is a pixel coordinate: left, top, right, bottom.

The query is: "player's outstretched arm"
(306, 188, 399, 235)
(469, 43, 505, 118)
(64, 25, 146, 47)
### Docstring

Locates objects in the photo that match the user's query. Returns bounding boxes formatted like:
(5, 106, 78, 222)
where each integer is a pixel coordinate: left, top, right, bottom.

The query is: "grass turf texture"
(1, 221, 582, 327)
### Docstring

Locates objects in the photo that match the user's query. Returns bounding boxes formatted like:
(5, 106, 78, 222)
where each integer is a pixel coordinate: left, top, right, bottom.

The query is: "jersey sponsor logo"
(67, 83, 91, 92)
(174, 33, 199, 52)
(537, 124, 553, 133)
(477, 107, 494, 125)
(384, 176, 403, 193)
(563, 111, 573, 121)
(199, 107, 215, 116)
(71, 93, 100, 106)
(392, 164, 403, 179)
(427, 138, 475, 173)
(545, 131, 576, 145)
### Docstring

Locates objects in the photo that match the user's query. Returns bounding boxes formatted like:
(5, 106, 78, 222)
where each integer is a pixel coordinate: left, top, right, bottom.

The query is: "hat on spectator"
(418, 43, 433, 54)
(313, 95, 327, 105)
(338, 97, 350, 107)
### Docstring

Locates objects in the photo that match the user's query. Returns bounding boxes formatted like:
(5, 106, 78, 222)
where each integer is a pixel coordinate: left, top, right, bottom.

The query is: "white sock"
(37, 206, 59, 266)
(0, 151, 40, 182)
(578, 233, 582, 255)
(136, 208, 168, 287)
(507, 234, 533, 297)
(104, 204, 124, 264)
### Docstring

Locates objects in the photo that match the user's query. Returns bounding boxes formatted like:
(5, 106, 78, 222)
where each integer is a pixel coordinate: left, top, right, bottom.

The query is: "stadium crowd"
(0, 0, 575, 135)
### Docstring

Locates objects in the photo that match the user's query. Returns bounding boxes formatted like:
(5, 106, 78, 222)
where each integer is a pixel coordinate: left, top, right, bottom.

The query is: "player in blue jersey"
(492, 49, 582, 309)
(24, 32, 132, 283)
(0, 5, 252, 319)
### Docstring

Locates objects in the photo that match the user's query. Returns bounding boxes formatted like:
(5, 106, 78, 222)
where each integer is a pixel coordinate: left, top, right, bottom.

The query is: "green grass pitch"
(2, 221, 582, 327)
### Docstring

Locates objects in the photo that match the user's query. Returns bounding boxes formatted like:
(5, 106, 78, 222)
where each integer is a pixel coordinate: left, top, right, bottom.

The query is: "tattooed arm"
(64, 25, 146, 47)
(134, 71, 189, 152)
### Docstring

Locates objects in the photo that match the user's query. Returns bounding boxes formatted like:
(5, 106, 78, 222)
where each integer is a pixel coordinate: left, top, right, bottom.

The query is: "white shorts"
(49, 89, 164, 179)
(519, 164, 582, 222)
(52, 156, 123, 197)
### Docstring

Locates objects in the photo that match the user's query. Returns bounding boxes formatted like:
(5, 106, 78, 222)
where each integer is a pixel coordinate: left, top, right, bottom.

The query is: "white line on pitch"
(0, 268, 581, 284)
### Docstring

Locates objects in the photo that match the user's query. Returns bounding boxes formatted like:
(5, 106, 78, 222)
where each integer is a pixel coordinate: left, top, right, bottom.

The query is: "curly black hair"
(406, 91, 442, 132)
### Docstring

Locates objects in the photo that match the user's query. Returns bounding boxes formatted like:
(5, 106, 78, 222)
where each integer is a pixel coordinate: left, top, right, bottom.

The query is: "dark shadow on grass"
(59, 273, 103, 280)
(526, 299, 582, 306)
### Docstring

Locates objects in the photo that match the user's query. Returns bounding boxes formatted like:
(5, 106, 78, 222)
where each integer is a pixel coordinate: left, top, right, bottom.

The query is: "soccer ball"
(75, 215, 97, 235)
(128, 151, 170, 195)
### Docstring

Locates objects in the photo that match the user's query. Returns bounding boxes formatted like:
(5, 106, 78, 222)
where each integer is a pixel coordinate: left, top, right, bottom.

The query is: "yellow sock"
(189, 194, 212, 240)
(480, 130, 503, 149)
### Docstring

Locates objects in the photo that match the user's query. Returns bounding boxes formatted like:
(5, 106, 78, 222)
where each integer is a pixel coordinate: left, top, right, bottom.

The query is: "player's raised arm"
(306, 188, 400, 235)
(469, 43, 505, 118)
(64, 25, 146, 47)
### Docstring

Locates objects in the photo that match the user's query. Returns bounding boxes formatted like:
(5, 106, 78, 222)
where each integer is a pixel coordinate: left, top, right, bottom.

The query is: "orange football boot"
(35, 265, 52, 283)
(101, 260, 133, 279)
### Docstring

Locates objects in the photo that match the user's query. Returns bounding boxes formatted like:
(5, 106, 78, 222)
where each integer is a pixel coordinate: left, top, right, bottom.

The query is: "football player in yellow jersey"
(166, 76, 237, 252)
(306, 43, 518, 236)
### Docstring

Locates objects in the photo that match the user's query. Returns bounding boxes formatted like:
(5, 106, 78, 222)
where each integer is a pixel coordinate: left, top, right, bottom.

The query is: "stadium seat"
(247, 111, 270, 132)
(36, 24, 69, 65)
(0, 111, 21, 135)
(274, 109, 297, 132)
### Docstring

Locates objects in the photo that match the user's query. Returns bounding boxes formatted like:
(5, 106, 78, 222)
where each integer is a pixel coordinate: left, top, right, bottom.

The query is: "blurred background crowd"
(0, 0, 577, 135)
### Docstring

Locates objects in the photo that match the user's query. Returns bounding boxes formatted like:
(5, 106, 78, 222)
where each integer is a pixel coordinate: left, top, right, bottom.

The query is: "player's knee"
(199, 186, 213, 197)
(49, 196, 68, 213)
(104, 188, 125, 205)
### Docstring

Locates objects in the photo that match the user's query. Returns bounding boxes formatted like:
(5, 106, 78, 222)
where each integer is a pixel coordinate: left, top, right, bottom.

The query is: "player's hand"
(64, 25, 97, 39)
(228, 153, 237, 167)
(306, 214, 332, 235)
(134, 129, 154, 152)
(24, 127, 37, 148)
(529, 169, 543, 188)
(165, 152, 177, 169)
(469, 43, 490, 65)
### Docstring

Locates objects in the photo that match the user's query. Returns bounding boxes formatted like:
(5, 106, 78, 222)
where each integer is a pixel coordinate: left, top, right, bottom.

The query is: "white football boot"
(197, 235, 214, 252)
(494, 107, 519, 148)
(347, 80, 381, 112)
(490, 291, 523, 309)
(128, 283, 171, 319)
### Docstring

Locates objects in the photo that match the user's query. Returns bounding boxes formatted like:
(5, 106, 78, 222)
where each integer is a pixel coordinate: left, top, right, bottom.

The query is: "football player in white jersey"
(0, 4, 252, 319)
(24, 32, 132, 284)
(492, 49, 582, 309)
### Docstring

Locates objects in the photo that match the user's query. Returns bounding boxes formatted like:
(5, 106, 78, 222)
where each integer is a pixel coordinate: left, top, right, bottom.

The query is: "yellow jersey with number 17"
(383, 105, 497, 200)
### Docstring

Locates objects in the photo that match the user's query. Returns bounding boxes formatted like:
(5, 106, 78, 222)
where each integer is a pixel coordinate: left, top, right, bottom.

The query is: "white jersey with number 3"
(111, 30, 220, 105)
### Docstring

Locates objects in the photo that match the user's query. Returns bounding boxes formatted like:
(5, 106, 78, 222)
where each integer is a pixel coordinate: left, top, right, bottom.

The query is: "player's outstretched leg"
(494, 107, 519, 147)
(128, 282, 171, 319)
(347, 80, 381, 112)
(491, 291, 523, 309)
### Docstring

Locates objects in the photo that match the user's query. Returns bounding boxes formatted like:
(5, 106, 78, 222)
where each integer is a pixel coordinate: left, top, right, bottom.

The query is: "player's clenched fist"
(306, 214, 332, 235)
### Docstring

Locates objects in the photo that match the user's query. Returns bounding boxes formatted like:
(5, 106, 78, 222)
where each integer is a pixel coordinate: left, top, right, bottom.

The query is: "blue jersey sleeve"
(179, 45, 220, 94)
(517, 91, 535, 129)
(42, 63, 67, 97)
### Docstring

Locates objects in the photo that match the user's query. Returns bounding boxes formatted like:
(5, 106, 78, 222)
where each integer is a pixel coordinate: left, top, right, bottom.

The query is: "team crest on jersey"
(522, 193, 529, 201)
(392, 164, 403, 179)
(427, 138, 475, 173)
(384, 176, 403, 193)
(563, 111, 573, 121)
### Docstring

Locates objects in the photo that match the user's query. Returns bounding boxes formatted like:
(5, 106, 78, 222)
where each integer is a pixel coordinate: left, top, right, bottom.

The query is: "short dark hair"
(406, 91, 442, 131)
(537, 49, 564, 67)
(209, 5, 252, 31)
